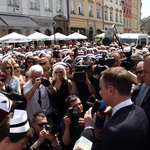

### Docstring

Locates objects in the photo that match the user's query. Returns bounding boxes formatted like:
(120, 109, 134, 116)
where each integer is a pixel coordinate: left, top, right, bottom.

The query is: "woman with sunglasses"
(14, 63, 26, 90)
(1, 60, 21, 94)
(20, 55, 34, 76)
(40, 57, 51, 80)
(50, 64, 72, 127)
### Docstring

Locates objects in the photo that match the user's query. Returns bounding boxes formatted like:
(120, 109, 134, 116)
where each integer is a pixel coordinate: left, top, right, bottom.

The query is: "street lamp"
(52, 21, 57, 45)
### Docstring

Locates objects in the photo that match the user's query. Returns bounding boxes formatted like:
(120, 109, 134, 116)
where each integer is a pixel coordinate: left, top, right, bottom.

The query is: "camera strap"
(37, 88, 42, 107)
(37, 87, 51, 112)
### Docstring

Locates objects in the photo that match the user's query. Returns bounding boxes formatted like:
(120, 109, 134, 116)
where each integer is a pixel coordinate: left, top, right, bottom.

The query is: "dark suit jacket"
(81, 104, 149, 150)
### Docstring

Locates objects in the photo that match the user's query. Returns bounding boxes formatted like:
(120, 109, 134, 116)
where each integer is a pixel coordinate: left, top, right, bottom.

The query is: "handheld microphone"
(73, 136, 92, 150)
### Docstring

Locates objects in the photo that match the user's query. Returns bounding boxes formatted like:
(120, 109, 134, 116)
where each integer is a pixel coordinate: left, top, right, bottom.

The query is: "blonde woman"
(1, 60, 21, 94)
(50, 63, 72, 126)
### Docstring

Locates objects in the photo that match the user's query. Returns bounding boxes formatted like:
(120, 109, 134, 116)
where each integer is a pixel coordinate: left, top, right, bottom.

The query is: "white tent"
(49, 32, 69, 40)
(27, 32, 50, 41)
(67, 32, 87, 40)
(0, 32, 28, 43)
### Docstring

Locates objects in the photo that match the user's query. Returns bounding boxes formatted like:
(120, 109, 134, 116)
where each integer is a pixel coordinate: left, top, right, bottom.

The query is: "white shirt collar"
(112, 98, 133, 116)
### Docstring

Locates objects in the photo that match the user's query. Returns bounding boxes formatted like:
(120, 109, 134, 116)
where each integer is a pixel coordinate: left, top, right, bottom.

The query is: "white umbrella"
(27, 32, 50, 41)
(49, 32, 69, 40)
(67, 32, 87, 40)
(0, 32, 28, 42)
(95, 33, 105, 38)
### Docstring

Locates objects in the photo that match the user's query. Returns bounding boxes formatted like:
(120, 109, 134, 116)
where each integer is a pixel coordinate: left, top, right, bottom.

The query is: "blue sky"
(141, 0, 150, 19)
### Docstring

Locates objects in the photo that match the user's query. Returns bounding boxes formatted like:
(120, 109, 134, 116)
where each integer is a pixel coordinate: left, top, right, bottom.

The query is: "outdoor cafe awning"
(0, 15, 39, 28)
(0, 18, 7, 27)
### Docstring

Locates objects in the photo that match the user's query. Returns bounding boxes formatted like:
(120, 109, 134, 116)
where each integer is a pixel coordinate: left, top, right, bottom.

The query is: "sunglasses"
(135, 70, 143, 75)
(35, 122, 48, 128)
(27, 61, 34, 64)
(14, 66, 20, 69)
(40, 62, 47, 65)
(54, 71, 63, 74)
(5, 66, 12, 70)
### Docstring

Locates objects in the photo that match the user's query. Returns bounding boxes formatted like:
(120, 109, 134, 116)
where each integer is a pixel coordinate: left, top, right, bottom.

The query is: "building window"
(79, 2, 83, 15)
(56, 0, 62, 12)
(30, 0, 38, 9)
(44, 0, 51, 11)
(70, 0, 75, 13)
(115, 10, 118, 22)
(104, 7, 108, 20)
(89, 5, 93, 17)
(8, 0, 17, 6)
(97, 7, 100, 18)
(110, 9, 113, 21)
(120, 12, 122, 23)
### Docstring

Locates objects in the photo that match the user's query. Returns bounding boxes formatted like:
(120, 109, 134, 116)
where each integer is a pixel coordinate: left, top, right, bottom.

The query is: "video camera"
(94, 52, 115, 74)
(44, 124, 60, 135)
(1, 90, 26, 109)
(121, 46, 135, 70)
(73, 65, 89, 83)
(87, 95, 106, 116)
(67, 107, 80, 125)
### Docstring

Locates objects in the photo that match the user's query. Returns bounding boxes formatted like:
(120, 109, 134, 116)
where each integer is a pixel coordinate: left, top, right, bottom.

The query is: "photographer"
(60, 95, 84, 150)
(71, 57, 97, 111)
(23, 65, 53, 123)
(25, 112, 61, 150)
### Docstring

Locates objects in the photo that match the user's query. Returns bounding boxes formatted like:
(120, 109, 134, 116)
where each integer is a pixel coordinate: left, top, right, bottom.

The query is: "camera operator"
(23, 65, 53, 123)
(60, 95, 84, 150)
(80, 67, 149, 150)
(71, 56, 97, 111)
(109, 51, 122, 67)
(25, 112, 61, 150)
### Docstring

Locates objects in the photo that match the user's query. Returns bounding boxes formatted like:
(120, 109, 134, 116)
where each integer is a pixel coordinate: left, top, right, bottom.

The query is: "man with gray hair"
(23, 65, 53, 123)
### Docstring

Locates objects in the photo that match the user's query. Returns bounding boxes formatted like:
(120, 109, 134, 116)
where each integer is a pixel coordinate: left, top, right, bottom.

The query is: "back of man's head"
(101, 67, 132, 96)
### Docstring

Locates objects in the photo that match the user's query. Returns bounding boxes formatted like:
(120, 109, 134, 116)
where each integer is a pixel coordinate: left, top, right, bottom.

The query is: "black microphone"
(87, 95, 106, 116)
(102, 27, 115, 46)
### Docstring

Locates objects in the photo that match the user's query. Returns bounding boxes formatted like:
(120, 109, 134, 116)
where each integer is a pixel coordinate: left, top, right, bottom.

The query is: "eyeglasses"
(40, 62, 47, 65)
(5, 66, 12, 70)
(135, 70, 143, 75)
(14, 66, 20, 70)
(35, 122, 48, 128)
(54, 71, 63, 74)
(27, 61, 34, 64)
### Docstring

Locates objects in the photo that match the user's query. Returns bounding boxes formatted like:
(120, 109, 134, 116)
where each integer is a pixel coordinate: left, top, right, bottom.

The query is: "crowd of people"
(0, 39, 150, 150)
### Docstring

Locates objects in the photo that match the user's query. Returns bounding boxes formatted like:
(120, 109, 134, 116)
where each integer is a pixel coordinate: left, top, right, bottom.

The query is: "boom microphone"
(102, 27, 115, 46)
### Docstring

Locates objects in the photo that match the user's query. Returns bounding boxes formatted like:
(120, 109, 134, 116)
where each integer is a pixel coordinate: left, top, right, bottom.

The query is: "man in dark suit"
(135, 54, 150, 121)
(80, 67, 149, 150)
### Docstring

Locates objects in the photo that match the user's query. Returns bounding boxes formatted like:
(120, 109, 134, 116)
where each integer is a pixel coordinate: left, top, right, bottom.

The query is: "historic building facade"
(0, 0, 142, 40)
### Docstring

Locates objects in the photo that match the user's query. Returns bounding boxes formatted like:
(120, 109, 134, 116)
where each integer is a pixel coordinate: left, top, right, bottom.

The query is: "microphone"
(102, 27, 115, 46)
(87, 94, 106, 116)
(73, 136, 92, 150)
